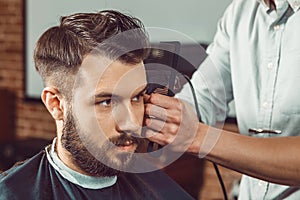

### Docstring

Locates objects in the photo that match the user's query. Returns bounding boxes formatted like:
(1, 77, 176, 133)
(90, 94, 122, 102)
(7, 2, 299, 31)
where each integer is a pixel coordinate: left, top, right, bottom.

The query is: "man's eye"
(98, 99, 112, 107)
(132, 94, 143, 102)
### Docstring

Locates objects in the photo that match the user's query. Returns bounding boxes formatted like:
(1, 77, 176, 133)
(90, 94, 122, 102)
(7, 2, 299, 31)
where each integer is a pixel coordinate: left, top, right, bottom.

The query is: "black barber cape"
(0, 150, 193, 200)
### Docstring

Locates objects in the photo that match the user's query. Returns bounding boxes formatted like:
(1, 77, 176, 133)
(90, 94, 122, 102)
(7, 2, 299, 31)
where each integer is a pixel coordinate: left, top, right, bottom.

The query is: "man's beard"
(61, 111, 146, 177)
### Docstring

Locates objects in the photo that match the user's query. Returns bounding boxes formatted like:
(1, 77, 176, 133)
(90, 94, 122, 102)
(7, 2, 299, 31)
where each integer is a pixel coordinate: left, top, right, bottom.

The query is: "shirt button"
(263, 102, 269, 109)
(258, 180, 265, 186)
(267, 62, 274, 70)
(293, 1, 300, 8)
(273, 24, 281, 31)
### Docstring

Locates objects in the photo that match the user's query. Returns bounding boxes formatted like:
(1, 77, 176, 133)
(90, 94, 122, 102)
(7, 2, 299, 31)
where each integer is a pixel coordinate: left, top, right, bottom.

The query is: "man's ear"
(41, 87, 65, 120)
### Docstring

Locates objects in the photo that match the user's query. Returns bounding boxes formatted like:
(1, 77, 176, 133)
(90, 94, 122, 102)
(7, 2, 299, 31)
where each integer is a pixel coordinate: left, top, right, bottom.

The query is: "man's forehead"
(79, 54, 111, 79)
(96, 62, 147, 97)
(77, 54, 146, 96)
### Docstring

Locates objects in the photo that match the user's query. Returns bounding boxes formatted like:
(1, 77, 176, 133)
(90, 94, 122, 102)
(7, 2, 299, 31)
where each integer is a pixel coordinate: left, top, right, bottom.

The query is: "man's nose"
(113, 103, 141, 134)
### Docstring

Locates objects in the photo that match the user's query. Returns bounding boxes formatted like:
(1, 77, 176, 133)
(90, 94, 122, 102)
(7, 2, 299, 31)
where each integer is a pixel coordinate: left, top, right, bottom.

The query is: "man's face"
(62, 55, 147, 176)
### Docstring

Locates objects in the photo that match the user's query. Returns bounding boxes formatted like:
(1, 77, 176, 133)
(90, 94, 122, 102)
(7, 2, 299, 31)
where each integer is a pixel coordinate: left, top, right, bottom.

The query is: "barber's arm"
(144, 93, 300, 186)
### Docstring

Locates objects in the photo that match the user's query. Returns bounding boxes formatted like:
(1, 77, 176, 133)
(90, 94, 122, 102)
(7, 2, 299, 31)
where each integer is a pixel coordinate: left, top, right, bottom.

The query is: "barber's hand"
(144, 93, 200, 154)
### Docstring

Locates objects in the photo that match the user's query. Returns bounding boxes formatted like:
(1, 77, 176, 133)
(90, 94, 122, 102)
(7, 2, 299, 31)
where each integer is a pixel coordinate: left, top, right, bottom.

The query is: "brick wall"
(0, 0, 56, 140)
(0, 1, 241, 199)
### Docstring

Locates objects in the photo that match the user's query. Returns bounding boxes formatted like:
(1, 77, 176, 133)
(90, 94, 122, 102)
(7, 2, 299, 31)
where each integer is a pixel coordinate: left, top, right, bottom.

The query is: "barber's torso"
(177, 0, 300, 199)
(208, 0, 300, 138)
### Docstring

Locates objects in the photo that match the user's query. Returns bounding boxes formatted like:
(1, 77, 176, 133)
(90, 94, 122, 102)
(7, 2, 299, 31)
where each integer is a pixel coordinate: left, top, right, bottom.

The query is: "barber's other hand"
(144, 93, 200, 153)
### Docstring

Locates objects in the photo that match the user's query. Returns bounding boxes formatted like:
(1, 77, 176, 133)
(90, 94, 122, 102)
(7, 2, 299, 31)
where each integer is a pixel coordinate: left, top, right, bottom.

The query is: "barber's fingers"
(144, 128, 173, 146)
(144, 104, 182, 124)
(143, 93, 151, 103)
(144, 100, 182, 123)
(144, 93, 181, 110)
(144, 117, 179, 135)
(144, 117, 164, 132)
(144, 103, 167, 121)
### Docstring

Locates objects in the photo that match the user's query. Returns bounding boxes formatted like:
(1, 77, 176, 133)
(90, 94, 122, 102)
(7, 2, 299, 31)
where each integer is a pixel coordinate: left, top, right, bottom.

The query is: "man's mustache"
(109, 133, 144, 147)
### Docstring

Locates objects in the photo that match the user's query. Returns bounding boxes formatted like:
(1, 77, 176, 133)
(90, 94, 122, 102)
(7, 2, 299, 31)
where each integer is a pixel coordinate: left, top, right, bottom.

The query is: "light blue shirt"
(176, 0, 300, 199)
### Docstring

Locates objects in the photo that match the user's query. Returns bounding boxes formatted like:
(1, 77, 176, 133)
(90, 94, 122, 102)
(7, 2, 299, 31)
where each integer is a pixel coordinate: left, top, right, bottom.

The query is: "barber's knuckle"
(145, 104, 153, 114)
(173, 100, 182, 110)
(178, 101, 184, 110)
(161, 137, 169, 145)
(145, 129, 153, 137)
(144, 118, 151, 126)
(168, 124, 179, 134)
(165, 136, 174, 144)
(145, 106, 150, 115)
(170, 114, 181, 123)
(149, 93, 159, 103)
(173, 97, 180, 103)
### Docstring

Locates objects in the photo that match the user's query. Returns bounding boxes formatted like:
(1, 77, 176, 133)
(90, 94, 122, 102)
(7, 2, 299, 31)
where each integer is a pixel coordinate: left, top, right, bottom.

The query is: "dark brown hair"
(34, 10, 149, 99)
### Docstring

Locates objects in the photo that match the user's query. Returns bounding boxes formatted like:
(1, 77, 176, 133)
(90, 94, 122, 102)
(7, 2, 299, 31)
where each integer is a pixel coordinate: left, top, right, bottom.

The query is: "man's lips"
(114, 139, 134, 146)
(113, 139, 137, 151)
(116, 144, 136, 151)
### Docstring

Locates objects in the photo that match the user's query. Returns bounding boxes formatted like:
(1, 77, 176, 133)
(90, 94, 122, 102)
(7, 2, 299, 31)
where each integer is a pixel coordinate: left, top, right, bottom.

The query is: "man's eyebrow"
(91, 92, 120, 104)
(92, 85, 147, 100)
(94, 92, 117, 98)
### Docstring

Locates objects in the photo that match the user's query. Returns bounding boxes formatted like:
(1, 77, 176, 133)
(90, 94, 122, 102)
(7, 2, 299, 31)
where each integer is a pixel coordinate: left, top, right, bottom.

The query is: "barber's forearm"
(191, 123, 300, 186)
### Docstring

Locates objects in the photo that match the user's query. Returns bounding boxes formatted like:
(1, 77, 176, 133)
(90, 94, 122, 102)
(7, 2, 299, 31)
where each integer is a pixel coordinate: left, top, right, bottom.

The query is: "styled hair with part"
(34, 10, 149, 99)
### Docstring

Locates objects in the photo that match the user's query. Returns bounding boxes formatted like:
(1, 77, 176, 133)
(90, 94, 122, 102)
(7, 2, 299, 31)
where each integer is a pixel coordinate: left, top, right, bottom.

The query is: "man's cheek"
(97, 114, 116, 136)
(136, 106, 145, 127)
